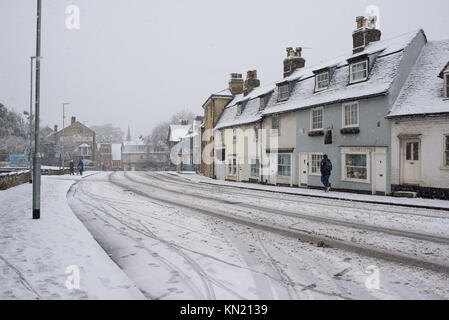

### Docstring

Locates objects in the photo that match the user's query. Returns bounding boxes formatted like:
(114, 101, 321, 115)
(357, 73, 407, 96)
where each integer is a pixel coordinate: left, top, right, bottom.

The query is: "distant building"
(111, 143, 122, 170)
(121, 137, 169, 171)
(54, 117, 96, 167)
(97, 142, 123, 171)
(167, 121, 192, 171)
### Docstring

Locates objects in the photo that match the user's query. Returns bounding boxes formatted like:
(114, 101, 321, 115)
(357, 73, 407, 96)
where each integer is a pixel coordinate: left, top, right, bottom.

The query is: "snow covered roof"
(201, 88, 234, 109)
(388, 40, 449, 118)
(122, 138, 147, 153)
(262, 29, 424, 116)
(214, 29, 424, 129)
(168, 124, 191, 142)
(111, 143, 122, 161)
(214, 83, 276, 130)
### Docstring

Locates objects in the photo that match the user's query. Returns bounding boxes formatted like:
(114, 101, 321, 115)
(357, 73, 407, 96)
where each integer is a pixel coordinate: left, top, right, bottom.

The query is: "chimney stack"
(243, 70, 260, 96)
(180, 119, 189, 126)
(229, 73, 244, 95)
(352, 15, 381, 54)
(283, 47, 305, 78)
(71, 116, 76, 124)
(54, 125, 58, 132)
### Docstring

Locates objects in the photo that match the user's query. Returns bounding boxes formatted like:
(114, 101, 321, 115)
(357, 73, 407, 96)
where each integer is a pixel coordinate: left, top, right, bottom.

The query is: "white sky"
(1, 0, 449, 138)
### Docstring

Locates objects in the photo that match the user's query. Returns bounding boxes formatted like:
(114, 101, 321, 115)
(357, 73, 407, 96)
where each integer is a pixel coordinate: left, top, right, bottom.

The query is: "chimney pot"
(54, 125, 58, 132)
(244, 70, 260, 96)
(283, 47, 306, 78)
(229, 73, 244, 95)
(71, 116, 76, 124)
(352, 15, 381, 53)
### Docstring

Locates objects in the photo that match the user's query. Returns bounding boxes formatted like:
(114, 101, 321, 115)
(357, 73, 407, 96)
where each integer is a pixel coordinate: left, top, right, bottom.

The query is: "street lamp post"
(61, 102, 70, 172)
(29, 56, 37, 183)
(32, 0, 42, 220)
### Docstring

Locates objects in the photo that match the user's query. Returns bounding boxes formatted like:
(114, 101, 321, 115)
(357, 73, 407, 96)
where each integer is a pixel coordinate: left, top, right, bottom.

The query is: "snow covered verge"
(0, 173, 145, 300)
(172, 172, 449, 210)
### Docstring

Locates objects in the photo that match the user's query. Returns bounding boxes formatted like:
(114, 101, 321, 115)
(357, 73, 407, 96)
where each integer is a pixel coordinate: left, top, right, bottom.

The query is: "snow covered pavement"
(68, 172, 449, 299)
(0, 173, 144, 300)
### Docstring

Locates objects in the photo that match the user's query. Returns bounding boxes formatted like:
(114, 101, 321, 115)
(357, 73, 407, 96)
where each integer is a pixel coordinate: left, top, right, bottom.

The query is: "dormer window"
(237, 103, 243, 116)
(350, 60, 368, 83)
(315, 72, 329, 91)
(259, 96, 266, 110)
(278, 84, 290, 101)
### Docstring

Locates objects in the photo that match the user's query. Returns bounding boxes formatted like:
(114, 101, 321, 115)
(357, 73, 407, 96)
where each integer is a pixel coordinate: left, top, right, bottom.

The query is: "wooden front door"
(402, 140, 421, 185)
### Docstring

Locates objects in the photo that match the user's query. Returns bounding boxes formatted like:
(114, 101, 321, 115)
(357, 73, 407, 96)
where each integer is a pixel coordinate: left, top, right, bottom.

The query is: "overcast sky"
(1, 0, 449, 138)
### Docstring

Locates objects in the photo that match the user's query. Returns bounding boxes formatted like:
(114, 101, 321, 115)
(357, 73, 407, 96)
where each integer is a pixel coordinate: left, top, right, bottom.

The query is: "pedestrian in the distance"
(320, 154, 332, 192)
(77, 159, 84, 176)
(69, 160, 74, 176)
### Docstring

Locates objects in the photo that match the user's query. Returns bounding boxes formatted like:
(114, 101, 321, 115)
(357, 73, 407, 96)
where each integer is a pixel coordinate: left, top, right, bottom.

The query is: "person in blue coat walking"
(77, 159, 84, 176)
(320, 154, 333, 192)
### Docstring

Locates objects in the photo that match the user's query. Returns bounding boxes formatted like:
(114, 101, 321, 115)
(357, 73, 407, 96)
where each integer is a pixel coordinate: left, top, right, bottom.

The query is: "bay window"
(344, 153, 368, 181)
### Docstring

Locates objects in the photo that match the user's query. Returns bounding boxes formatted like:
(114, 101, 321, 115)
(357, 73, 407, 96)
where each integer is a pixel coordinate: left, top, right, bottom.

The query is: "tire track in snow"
(115, 171, 449, 275)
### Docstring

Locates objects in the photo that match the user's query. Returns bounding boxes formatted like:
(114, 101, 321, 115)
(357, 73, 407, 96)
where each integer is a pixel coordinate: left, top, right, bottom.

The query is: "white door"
(268, 153, 277, 185)
(373, 153, 386, 194)
(299, 153, 308, 186)
(402, 140, 421, 184)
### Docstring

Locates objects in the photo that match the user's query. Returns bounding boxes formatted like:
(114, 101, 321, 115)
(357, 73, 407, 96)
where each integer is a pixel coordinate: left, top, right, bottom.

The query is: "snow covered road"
(68, 172, 449, 299)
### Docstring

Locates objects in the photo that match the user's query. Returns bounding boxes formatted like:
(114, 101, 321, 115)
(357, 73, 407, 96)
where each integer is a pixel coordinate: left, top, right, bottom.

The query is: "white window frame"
(444, 135, 449, 168)
(310, 107, 324, 131)
(342, 101, 360, 128)
(349, 60, 368, 84)
(227, 156, 237, 177)
(277, 153, 291, 178)
(309, 153, 323, 176)
(315, 72, 329, 91)
(445, 73, 449, 98)
(341, 151, 370, 183)
(250, 158, 260, 178)
(278, 84, 290, 101)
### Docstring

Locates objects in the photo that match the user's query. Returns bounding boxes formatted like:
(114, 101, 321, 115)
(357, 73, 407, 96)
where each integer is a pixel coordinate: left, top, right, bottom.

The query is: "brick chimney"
(283, 47, 305, 78)
(54, 125, 58, 132)
(352, 15, 381, 54)
(71, 116, 76, 124)
(244, 70, 260, 96)
(229, 73, 244, 95)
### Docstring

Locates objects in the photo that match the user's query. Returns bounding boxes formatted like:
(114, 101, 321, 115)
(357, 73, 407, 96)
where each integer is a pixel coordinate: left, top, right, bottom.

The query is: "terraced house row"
(198, 14, 449, 199)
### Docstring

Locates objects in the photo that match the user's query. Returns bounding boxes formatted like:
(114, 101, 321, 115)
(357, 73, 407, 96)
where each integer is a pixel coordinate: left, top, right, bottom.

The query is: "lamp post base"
(33, 209, 40, 220)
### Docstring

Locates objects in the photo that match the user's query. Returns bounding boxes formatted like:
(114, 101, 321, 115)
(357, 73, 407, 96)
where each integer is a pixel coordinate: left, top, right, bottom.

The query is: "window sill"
(340, 127, 360, 134)
(342, 178, 370, 184)
(277, 175, 291, 179)
(440, 166, 449, 171)
(314, 87, 328, 93)
(348, 78, 368, 86)
(308, 130, 324, 137)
